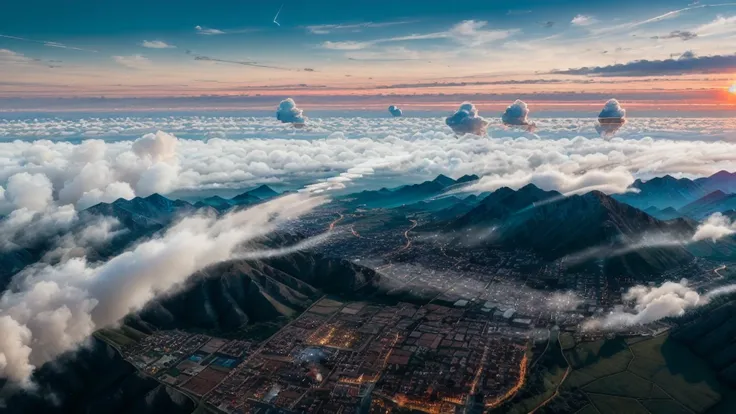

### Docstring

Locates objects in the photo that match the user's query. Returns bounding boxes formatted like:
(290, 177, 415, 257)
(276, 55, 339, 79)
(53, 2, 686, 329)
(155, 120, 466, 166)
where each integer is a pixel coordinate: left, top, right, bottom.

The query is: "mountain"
(695, 170, 736, 194)
(343, 174, 478, 209)
(87, 194, 198, 227)
(614, 175, 708, 210)
(679, 190, 736, 220)
(446, 185, 695, 277)
(644, 206, 682, 220)
(1, 338, 195, 414)
(193, 185, 280, 212)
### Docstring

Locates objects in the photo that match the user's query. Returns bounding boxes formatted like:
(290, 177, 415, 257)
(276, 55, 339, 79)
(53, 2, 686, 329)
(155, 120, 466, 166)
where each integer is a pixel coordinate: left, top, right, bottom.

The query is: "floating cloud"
(0, 192, 327, 384)
(596, 99, 627, 137)
(692, 212, 736, 242)
(276, 98, 307, 125)
(112, 55, 151, 70)
(195, 25, 225, 35)
(388, 105, 403, 117)
(445, 102, 489, 135)
(651, 30, 698, 41)
(553, 54, 736, 77)
(141, 40, 175, 49)
(571, 15, 597, 26)
(462, 168, 635, 196)
(501, 99, 535, 130)
(584, 279, 702, 331)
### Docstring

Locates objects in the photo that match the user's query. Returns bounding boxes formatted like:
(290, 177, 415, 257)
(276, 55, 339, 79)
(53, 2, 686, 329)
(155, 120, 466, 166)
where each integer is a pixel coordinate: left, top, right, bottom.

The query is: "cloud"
(552, 54, 736, 77)
(571, 15, 597, 26)
(140, 40, 175, 49)
(304, 21, 413, 35)
(112, 55, 151, 70)
(462, 167, 635, 196)
(2, 118, 736, 196)
(501, 99, 535, 128)
(583, 279, 702, 331)
(388, 105, 403, 117)
(0, 34, 97, 52)
(651, 30, 698, 41)
(194, 25, 225, 35)
(194, 25, 256, 36)
(0, 192, 327, 384)
(320, 19, 517, 50)
(445, 102, 489, 135)
(692, 213, 736, 242)
(4, 173, 53, 212)
(694, 14, 736, 36)
(276, 98, 307, 125)
(596, 99, 627, 137)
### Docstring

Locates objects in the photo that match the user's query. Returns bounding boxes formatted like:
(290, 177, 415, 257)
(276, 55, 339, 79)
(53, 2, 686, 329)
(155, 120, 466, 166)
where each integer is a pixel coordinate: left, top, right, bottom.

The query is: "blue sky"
(1, 0, 736, 104)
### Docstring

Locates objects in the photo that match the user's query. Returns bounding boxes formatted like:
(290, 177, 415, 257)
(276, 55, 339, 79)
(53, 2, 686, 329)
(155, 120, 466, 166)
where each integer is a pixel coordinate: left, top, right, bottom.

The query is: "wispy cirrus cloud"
(194, 25, 257, 35)
(0, 34, 97, 52)
(112, 54, 152, 70)
(321, 20, 518, 50)
(304, 20, 414, 35)
(571, 14, 597, 26)
(141, 40, 175, 49)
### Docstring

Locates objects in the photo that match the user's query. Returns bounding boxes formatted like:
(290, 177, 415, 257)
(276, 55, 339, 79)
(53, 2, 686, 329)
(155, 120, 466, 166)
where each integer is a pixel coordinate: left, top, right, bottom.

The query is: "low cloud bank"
(445, 102, 489, 135)
(584, 279, 702, 330)
(276, 98, 307, 125)
(461, 167, 635, 196)
(0, 192, 327, 385)
(692, 212, 736, 242)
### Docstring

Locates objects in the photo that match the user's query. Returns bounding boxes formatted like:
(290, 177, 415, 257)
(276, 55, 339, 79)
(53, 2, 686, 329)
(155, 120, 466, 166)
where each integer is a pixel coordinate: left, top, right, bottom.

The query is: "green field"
(95, 325, 149, 347)
(507, 332, 736, 414)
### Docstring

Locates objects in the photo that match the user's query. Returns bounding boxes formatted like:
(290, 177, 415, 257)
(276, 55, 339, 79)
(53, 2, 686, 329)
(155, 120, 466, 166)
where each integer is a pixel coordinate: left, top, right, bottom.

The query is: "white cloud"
(4, 173, 53, 212)
(0, 192, 327, 384)
(305, 21, 413, 35)
(462, 167, 635, 196)
(693, 14, 736, 36)
(501, 99, 535, 127)
(692, 212, 736, 242)
(571, 14, 597, 26)
(320, 19, 517, 50)
(112, 54, 151, 69)
(584, 279, 702, 330)
(195, 25, 225, 35)
(140, 40, 175, 49)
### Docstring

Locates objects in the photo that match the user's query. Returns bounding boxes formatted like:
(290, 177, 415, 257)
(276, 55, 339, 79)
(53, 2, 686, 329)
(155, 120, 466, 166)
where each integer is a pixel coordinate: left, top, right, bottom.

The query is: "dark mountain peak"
(710, 170, 735, 179)
(248, 184, 279, 198)
(143, 193, 169, 204)
(456, 174, 480, 184)
(661, 206, 678, 214)
(432, 174, 456, 187)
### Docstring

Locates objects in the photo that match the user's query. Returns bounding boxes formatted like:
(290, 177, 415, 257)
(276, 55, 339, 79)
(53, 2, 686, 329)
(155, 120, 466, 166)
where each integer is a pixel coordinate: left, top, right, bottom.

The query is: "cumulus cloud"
(388, 105, 403, 117)
(4, 173, 53, 212)
(445, 102, 489, 135)
(501, 99, 535, 130)
(140, 40, 175, 49)
(276, 98, 307, 126)
(692, 212, 736, 242)
(584, 279, 702, 330)
(0, 192, 327, 384)
(596, 99, 627, 137)
(462, 167, 635, 196)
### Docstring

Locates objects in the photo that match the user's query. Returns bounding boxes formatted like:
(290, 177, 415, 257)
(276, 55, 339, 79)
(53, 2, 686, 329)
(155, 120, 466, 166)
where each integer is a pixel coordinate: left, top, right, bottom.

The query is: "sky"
(2, 0, 736, 109)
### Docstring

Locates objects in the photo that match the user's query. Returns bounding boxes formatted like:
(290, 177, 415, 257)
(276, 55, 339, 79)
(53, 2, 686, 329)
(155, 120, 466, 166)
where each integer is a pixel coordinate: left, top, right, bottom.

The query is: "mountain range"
(342, 174, 479, 209)
(614, 170, 736, 211)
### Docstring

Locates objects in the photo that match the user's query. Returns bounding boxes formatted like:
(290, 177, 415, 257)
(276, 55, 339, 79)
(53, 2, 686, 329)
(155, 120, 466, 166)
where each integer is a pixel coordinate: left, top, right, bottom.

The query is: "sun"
(730, 83, 736, 94)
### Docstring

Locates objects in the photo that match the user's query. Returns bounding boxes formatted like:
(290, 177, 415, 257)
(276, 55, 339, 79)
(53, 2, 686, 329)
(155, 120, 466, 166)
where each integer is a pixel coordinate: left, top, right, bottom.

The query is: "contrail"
(193, 55, 294, 71)
(0, 34, 97, 52)
(274, 4, 283, 26)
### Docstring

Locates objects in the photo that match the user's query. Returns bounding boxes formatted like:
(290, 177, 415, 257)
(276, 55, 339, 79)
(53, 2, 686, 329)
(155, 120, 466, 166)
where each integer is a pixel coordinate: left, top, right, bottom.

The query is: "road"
(714, 264, 727, 278)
